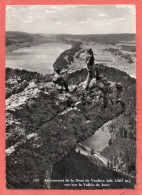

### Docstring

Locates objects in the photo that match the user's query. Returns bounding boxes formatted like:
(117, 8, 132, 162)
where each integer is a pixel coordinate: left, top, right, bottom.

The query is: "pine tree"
(107, 161, 110, 168)
(91, 148, 94, 155)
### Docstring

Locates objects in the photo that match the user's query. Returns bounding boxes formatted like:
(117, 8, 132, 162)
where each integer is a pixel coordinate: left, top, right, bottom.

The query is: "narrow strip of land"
(77, 143, 109, 166)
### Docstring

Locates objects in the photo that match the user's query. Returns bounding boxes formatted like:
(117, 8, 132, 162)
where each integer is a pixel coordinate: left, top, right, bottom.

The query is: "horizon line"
(6, 31, 136, 35)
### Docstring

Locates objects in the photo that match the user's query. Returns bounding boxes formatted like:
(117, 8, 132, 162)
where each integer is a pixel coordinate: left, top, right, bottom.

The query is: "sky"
(6, 5, 136, 34)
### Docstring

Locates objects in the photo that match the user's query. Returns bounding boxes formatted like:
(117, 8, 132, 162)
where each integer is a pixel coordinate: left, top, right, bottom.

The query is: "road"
(76, 143, 109, 166)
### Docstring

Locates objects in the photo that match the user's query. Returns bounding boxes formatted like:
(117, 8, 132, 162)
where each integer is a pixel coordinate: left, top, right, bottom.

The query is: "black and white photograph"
(5, 5, 136, 189)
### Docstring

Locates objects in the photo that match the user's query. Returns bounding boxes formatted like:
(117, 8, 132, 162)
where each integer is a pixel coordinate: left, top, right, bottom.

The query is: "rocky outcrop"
(6, 67, 125, 189)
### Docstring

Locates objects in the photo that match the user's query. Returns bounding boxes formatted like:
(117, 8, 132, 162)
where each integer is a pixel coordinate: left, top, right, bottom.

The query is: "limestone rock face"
(6, 68, 124, 189)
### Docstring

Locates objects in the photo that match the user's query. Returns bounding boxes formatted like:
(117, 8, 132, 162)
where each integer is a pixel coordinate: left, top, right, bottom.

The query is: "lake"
(6, 42, 71, 75)
(81, 120, 112, 153)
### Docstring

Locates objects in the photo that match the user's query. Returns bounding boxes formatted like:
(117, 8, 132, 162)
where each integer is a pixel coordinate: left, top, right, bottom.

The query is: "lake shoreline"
(6, 41, 136, 79)
(81, 120, 112, 153)
(6, 42, 72, 75)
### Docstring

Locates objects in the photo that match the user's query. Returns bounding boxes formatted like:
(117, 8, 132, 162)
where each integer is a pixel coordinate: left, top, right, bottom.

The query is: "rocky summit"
(6, 66, 126, 189)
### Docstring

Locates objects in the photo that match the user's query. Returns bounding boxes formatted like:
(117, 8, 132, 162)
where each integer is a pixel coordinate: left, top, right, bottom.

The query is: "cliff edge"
(6, 67, 125, 189)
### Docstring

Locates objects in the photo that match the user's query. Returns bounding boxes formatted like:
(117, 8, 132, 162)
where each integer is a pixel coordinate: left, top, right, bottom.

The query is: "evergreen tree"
(91, 148, 94, 155)
(107, 161, 110, 169)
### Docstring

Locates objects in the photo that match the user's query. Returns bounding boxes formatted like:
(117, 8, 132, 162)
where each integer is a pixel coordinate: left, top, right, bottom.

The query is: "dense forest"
(98, 65, 136, 176)
(51, 150, 135, 189)
(53, 42, 83, 71)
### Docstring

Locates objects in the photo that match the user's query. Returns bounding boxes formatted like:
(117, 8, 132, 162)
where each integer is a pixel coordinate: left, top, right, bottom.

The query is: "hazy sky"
(6, 5, 136, 34)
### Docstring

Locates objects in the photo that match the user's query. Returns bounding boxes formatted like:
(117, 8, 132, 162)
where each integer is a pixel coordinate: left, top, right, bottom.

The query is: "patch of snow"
(6, 146, 15, 156)
(75, 101, 82, 106)
(59, 107, 80, 116)
(27, 133, 38, 140)
(86, 120, 91, 124)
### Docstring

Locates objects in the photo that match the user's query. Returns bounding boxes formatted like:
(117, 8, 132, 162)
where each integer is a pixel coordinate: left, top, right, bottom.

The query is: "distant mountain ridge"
(6, 31, 136, 45)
